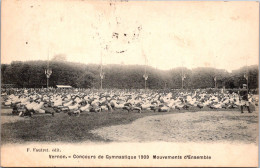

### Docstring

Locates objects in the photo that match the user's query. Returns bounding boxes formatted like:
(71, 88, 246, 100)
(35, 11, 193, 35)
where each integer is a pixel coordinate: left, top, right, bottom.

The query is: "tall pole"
(143, 63, 148, 90)
(100, 52, 103, 90)
(145, 65, 147, 90)
(100, 71, 103, 90)
(247, 73, 249, 91)
(45, 48, 52, 88)
(247, 73, 249, 93)
(244, 59, 249, 94)
(213, 49, 217, 89)
(246, 56, 249, 94)
(181, 66, 183, 89)
(181, 62, 185, 90)
(214, 76, 217, 89)
(100, 48, 105, 90)
(47, 50, 49, 88)
(142, 48, 148, 90)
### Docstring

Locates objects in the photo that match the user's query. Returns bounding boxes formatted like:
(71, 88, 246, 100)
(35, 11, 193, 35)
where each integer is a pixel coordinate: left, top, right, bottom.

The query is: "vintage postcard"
(1, 0, 259, 167)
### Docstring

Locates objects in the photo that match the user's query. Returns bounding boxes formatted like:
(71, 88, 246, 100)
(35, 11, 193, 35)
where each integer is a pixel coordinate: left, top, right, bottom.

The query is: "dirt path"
(91, 110, 258, 143)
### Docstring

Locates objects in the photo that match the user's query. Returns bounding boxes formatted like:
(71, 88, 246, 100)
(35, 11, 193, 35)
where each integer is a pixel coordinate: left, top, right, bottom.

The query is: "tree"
(1, 61, 258, 89)
(51, 54, 67, 62)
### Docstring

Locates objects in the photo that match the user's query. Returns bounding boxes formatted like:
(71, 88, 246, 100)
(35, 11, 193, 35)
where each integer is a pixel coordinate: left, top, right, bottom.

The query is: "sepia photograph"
(1, 0, 259, 167)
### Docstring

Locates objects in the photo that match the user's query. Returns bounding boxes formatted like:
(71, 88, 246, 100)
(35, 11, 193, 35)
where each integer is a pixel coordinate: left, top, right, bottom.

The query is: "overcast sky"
(2, 0, 259, 72)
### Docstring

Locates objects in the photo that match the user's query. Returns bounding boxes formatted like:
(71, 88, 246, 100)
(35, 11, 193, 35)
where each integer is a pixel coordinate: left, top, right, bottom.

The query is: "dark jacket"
(239, 89, 248, 101)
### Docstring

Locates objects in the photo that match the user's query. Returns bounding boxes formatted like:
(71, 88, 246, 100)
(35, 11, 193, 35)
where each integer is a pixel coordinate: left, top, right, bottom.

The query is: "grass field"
(1, 106, 258, 144)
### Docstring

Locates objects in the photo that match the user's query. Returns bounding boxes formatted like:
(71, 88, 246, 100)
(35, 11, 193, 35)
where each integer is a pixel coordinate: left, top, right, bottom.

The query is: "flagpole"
(181, 61, 185, 90)
(181, 66, 183, 90)
(143, 47, 148, 90)
(213, 50, 217, 89)
(245, 54, 249, 94)
(47, 49, 49, 88)
(100, 50, 104, 90)
(246, 61, 249, 94)
(45, 48, 52, 88)
(145, 64, 147, 90)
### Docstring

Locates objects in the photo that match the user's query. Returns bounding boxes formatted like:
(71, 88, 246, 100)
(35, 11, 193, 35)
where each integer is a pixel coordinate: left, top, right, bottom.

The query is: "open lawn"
(1, 106, 258, 144)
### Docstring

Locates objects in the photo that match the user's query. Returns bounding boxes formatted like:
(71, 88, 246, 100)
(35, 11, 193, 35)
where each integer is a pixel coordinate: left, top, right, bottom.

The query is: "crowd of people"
(1, 87, 258, 117)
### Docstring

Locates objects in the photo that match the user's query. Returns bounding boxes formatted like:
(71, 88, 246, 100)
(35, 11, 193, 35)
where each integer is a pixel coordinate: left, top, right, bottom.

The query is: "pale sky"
(1, 0, 259, 71)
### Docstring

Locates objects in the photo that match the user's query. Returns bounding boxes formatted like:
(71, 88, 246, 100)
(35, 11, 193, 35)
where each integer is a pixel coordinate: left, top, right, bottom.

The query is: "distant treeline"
(1, 61, 258, 89)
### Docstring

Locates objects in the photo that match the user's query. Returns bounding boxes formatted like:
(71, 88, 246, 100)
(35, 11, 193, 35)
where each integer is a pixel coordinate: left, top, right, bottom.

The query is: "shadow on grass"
(1, 113, 18, 116)
(1, 110, 157, 144)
